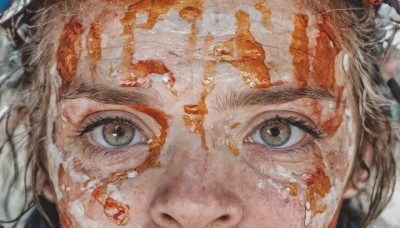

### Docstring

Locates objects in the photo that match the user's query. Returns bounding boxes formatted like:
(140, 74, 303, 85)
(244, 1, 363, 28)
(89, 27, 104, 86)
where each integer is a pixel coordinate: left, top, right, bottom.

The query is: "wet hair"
(0, 0, 399, 227)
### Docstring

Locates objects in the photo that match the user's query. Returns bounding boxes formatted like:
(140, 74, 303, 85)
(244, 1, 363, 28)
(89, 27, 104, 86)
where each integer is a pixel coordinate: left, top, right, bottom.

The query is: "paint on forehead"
(120, 60, 177, 94)
(87, 22, 103, 76)
(56, 17, 84, 94)
(180, 5, 203, 54)
(220, 10, 274, 88)
(290, 14, 309, 87)
(183, 60, 217, 151)
(254, 3, 272, 30)
(305, 145, 331, 220)
(312, 14, 341, 92)
(123, 0, 178, 30)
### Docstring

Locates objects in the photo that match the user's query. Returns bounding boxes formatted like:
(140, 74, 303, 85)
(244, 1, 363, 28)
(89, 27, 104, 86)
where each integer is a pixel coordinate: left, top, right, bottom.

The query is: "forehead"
(55, 0, 344, 96)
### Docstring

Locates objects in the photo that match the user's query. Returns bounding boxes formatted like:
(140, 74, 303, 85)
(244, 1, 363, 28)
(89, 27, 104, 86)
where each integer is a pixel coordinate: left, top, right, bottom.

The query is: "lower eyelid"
(242, 140, 314, 163)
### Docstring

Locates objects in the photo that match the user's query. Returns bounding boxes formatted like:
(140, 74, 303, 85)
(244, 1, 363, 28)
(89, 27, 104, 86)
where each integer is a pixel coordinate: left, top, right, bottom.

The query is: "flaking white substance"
(136, 12, 149, 25)
(69, 200, 100, 226)
(198, 9, 237, 37)
(305, 201, 312, 226)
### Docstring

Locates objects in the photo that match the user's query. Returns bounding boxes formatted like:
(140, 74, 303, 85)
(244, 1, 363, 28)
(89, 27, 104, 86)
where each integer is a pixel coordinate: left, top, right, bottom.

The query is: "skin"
(44, 0, 362, 227)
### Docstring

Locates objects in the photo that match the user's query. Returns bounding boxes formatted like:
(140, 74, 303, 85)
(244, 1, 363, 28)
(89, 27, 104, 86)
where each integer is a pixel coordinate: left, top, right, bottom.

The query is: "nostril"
(216, 214, 230, 222)
(161, 213, 176, 223)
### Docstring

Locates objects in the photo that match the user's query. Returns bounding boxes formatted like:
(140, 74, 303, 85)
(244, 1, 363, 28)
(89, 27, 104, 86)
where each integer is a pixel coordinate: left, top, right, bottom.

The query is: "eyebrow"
(214, 86, 340, 111)
(61, 83, 163, 107)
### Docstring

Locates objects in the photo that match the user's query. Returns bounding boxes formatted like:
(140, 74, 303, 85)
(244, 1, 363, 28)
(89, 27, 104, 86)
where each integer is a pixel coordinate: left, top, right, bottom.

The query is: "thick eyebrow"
(61, 83, 163, 107)
(214, 86, 340, 111)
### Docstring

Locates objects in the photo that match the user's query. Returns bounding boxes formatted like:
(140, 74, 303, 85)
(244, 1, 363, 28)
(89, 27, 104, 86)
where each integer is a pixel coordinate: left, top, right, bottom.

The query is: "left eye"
(248, 120, 306, 148)
(91, 122, 147, 148)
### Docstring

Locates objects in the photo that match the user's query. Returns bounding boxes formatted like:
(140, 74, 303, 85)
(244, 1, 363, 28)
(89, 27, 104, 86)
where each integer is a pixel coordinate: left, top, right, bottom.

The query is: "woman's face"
(46, 0, 361, 227)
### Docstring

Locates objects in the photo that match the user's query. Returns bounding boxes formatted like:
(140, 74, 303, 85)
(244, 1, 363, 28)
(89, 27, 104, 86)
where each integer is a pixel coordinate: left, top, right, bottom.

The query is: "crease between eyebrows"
(61, 84, 163, 107)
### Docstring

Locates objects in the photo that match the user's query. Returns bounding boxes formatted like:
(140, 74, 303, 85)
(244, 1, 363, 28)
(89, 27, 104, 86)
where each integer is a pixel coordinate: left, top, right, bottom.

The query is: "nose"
(150, 182, 243, 228)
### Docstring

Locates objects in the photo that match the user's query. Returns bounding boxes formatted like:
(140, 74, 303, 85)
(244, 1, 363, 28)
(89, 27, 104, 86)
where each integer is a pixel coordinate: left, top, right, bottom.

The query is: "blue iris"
(0, 0, 12, 15)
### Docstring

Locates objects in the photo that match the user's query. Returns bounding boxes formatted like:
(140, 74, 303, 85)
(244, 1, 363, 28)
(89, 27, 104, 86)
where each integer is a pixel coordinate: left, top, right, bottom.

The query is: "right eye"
(90, 121, 147, 148)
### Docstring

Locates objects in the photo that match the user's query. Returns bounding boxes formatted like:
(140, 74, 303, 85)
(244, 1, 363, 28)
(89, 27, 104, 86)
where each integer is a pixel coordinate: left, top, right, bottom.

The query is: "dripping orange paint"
(56, 17, 84, 93)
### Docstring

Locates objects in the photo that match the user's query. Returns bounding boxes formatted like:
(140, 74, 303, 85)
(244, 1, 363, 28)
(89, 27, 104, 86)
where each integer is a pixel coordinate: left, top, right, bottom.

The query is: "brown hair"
(0, 0, 398, 227)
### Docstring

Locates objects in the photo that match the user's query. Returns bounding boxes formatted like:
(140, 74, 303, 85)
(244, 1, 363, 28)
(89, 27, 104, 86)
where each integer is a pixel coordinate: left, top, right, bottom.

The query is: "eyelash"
(75, 116, 147, 159)
(75, 116, 139, 137)
(262, 115, 324, 139)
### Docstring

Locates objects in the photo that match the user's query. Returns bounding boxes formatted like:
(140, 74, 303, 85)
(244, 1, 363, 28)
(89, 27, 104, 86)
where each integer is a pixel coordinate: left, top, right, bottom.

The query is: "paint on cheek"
(224, 121, 241, 157)
(254, 3, 272, 30)
(283, 182, 298, 197)
(312, 15, 341, 92)
(289, 14, 309, 87)
(183, 60, 217, 151)
(120, 60, 177, 95)
(91, 106, 168, 225)
(87, 22, 103, 75)
(304, 145, 331, 221)
(220, 11, 278, 88)
(56, 17, 84, 93)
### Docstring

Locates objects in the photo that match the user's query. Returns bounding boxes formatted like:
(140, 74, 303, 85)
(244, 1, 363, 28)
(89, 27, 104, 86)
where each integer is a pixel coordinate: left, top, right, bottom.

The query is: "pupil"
(269, 127, 280, 137)
(113, 126, 125, 137)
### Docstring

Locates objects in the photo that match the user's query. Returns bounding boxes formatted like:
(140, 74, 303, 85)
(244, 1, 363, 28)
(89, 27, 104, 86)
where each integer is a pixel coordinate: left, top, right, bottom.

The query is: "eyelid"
(75, 110, 154, 139)
(240, 110, 324, 141)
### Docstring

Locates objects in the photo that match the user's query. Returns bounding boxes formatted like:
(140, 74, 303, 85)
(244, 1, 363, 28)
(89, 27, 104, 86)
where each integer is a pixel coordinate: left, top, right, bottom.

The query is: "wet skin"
(46, 0, 361, 227)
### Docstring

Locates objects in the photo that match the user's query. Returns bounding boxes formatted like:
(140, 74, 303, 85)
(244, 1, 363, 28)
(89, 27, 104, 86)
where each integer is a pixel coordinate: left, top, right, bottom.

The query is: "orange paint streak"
(56, 17, 84, 93)
(183, 61, 216, 151)
(312, 15, 341, 92)
(124, 0, 177, 30)
(226, 136, 239, 156)
(103, 197, 130, 225)
(230, 122, 240, 129)
(87, 22, 103, 75)
(120, 60, 177, 95)
(305, 145, 331, 216)
(254, 3, 272, 30)
(221, 11, 274, 88)
(283, 182, 298, 197)
(321, 90, 345, 137)
(132, 105, 169, 173)
(92, 106, 168, 224)
(180, 6, 203, 50)
(290, 14, 309, 87)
